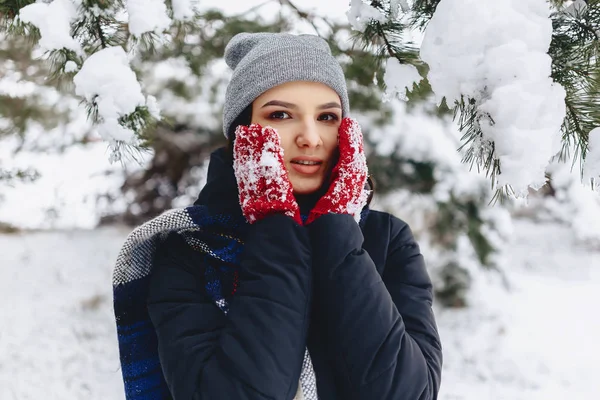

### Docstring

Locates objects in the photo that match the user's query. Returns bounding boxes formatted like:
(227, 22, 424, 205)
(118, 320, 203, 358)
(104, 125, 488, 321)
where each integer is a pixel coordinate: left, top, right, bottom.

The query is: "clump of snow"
(145, 95, 161, 120)
(346, 0, 386, 31)
(583, 127, 600, 183)
(171, 0, 198, 20)
(419, 0, 567, 196)
(383, 58, 421, 101)
(73, 46, 146, 145)
(18, 0, 82, 54)
(126, 0, 171, 36)
(64, 60, 78, 73)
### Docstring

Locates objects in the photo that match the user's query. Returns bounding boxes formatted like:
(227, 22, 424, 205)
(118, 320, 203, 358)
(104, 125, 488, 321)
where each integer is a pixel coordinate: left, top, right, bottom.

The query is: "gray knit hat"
(222, 32, 350, 138)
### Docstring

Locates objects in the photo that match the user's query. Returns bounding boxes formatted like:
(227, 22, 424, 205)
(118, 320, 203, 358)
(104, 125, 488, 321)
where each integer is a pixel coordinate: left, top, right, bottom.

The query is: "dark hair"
(226, 104, 253, 151)
(226, 105, 375, 206)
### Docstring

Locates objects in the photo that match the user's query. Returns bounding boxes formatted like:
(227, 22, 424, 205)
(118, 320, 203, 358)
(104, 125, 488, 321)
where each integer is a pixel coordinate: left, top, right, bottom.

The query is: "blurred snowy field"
(1, 218, 599, 400)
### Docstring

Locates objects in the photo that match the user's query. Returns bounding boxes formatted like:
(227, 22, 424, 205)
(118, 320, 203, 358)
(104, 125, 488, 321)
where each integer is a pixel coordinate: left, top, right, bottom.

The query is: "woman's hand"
(233, 124, 302, 225)
(306, 117, 369, 225)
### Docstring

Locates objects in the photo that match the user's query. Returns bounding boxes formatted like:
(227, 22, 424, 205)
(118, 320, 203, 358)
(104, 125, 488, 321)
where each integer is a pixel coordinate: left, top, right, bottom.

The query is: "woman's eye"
(318, 113, 339, 122)
(269, 111, 290, 120)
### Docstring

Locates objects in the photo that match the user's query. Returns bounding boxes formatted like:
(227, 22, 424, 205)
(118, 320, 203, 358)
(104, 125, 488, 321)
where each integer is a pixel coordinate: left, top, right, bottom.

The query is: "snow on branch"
(349, 0, 600, 198)
(347, 0, 386, 31)
(8, 0, 199, 163)
(420, 0, 566, 196)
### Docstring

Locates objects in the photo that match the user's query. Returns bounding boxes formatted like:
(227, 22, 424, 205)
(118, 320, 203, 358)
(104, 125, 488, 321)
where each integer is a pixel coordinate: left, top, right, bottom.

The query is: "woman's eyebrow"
(261, 100, 297, 109)
(318, 102, 342, 110)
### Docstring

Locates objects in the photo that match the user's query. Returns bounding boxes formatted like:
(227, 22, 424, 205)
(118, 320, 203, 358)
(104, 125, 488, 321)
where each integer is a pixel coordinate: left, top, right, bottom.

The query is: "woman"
(112, 32, 442, 400)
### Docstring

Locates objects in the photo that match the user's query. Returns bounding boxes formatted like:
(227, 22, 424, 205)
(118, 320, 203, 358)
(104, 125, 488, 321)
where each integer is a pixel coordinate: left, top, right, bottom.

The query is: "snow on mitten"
(305, 117, 369, 225)
(233, 124, 302, 225)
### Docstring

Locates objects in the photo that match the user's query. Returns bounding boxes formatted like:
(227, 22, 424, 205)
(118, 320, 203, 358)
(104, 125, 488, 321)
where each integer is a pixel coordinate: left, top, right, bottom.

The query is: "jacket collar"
(194, 147, 243, 216)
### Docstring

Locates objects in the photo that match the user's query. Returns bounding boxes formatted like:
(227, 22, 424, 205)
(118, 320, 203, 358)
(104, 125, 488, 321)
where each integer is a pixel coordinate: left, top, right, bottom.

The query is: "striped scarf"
(112, 204, 318, 400)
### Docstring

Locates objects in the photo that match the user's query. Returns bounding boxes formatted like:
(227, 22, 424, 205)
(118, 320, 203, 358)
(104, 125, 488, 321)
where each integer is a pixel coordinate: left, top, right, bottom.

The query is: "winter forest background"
(1, 0, 599, 399)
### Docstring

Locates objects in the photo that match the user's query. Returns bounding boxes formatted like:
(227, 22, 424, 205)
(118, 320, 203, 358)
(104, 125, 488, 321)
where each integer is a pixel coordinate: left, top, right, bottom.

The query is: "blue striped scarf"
(113, 204, 325, 399)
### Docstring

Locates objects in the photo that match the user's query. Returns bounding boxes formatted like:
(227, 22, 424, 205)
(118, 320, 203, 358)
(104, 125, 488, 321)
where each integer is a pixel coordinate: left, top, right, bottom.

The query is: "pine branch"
(354, 18, 420, 68)
(409, 0, 440, 29)
(550, 0, 600, 173)
(357, 0, 600, 195)
(0, 0, 35, 20)
(0, 0, 173, 163)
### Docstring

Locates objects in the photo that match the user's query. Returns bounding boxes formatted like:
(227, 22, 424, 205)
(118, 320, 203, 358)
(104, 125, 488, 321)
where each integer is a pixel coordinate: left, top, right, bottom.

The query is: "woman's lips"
(290, 157, 323, 175)
(291, 163, 321, 174)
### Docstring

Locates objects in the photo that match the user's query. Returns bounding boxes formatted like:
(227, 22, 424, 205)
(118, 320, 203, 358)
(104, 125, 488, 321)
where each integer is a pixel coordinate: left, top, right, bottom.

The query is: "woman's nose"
(296, 120, 321, 148)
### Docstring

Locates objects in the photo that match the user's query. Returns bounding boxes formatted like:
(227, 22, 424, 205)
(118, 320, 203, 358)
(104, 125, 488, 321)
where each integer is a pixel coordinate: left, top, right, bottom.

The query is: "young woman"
(113, 32, 442, 400)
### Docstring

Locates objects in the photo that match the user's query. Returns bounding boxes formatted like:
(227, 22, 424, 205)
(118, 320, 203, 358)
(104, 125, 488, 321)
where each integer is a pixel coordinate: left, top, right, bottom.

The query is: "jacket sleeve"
(146, 214, 312, 400)
(307, 213, 442, 400)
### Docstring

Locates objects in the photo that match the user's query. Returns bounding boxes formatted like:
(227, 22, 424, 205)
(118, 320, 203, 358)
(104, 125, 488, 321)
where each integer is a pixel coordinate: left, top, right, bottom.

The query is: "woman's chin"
(291, 178, 324, 195)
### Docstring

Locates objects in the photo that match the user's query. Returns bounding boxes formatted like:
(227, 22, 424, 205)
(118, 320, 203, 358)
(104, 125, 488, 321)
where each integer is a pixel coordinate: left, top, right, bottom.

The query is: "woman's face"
(251, 81, 342, 195)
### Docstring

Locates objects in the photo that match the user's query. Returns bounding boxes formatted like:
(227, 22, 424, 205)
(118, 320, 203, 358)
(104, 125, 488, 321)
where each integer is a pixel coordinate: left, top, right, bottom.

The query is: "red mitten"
(306, 117, 369, 225)
(233, 124, 302, 225)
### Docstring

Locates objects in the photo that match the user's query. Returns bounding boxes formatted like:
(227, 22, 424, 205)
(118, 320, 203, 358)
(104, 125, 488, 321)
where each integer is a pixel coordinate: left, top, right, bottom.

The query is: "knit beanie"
(222, 32, 350, 138)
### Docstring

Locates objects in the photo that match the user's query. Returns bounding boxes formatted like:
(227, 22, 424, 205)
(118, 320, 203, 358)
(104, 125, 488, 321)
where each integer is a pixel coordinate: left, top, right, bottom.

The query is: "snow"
(18, 0, 81, 54)
(73, 46, 147, 145)
(2, 218, 599, 399)
(145, 95, 162, 120)
(565, 0, 588, 16)
(0, 137, 149, 230)
(583, 127, 600, 183)
(396, 0, 410, 13)
(126, 0, 171, 36)
(419, 0, 567, 196)
(438, 219, 600, 399)
(171, 0, 198, 20)
(233, 124, 295, 222)
(0, 227, 128, 400)
(64, 60, 78, 73)
(383, 57, 422, 101)
(346, 0, 386, 31)
(523, 159, 600, 247)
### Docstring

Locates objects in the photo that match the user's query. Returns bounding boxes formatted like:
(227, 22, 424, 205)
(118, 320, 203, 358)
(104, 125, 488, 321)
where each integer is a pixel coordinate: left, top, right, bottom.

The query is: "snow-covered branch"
(349, 0, 600, 198)
(420, 0, 566, 196)
(11, 0, 199, 163)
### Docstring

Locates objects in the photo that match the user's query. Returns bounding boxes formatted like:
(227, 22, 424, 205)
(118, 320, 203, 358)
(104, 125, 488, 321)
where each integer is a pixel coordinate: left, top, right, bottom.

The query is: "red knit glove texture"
(306, 117, 369, 225)
(233, 124, 302, 225)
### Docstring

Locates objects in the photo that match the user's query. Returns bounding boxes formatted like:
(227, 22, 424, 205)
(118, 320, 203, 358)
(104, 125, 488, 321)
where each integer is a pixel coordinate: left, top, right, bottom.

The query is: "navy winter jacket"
(146, 148, 443, 399)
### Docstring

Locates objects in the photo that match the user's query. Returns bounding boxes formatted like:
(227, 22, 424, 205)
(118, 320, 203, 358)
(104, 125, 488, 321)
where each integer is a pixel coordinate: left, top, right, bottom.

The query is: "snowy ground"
(1, 218, 598, 400)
